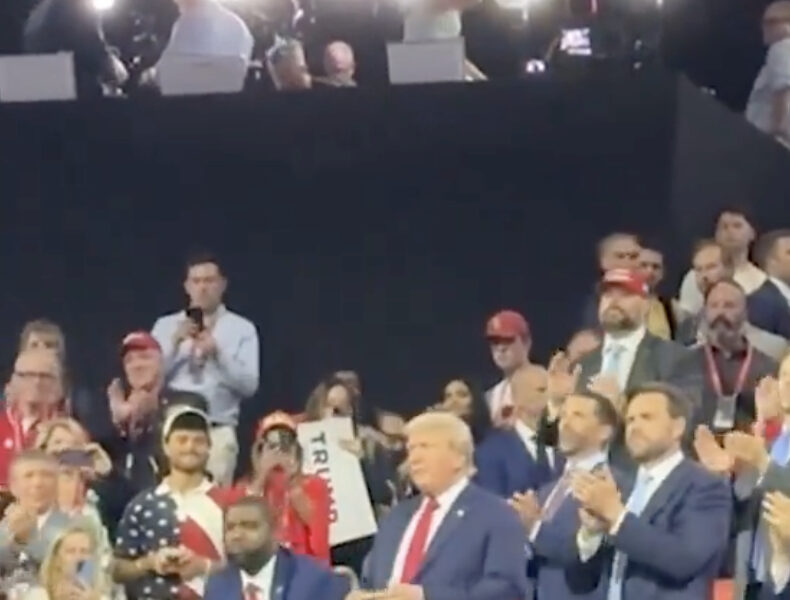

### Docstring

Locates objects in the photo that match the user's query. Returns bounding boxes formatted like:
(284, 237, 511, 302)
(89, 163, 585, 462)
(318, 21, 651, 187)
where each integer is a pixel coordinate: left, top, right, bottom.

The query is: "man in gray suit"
(0, 450, 71, 569)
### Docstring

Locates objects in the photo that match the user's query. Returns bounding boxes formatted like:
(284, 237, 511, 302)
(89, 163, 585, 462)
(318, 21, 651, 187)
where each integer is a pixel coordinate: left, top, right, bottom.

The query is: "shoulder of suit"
(678, 458, 729, 489)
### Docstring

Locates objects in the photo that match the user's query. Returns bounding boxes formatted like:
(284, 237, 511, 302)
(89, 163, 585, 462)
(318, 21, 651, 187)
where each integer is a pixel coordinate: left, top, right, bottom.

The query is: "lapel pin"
(456, 509, 465, 518)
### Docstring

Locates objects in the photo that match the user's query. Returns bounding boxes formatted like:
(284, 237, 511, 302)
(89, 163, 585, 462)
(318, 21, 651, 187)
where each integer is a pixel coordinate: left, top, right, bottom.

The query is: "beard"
(600, 308, 637, 333)
(707, 315, 746, 350)
(229, 547, 274, 575)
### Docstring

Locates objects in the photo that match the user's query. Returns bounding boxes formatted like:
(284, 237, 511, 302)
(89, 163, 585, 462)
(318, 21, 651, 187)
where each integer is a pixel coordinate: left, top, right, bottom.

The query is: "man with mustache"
(690, 279, 778, 435)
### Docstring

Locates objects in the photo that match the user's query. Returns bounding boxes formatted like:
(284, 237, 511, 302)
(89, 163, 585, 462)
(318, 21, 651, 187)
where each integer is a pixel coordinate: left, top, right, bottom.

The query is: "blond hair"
(39, 520, 102, 597)
(34, 418, 89, 452)
(405, 411, 475, 473)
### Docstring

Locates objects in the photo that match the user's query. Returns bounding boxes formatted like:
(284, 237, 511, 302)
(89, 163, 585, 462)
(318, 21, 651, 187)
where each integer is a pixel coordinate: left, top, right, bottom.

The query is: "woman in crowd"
(233, 411, 331, 564)
(22, 521, 119, 600)
(439, 377, 494, 445)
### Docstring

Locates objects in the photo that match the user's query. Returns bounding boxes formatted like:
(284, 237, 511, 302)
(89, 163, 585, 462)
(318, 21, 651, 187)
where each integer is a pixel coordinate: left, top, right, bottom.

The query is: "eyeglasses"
(14, 370, 57, 382)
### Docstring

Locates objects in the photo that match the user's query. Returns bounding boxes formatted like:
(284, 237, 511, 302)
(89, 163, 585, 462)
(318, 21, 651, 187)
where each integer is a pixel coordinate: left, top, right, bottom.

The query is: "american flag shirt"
(115, 478, 229, 600)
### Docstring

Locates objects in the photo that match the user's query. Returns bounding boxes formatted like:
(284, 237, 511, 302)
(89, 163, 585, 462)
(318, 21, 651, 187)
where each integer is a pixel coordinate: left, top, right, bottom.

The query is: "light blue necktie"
(607, 471, 654, 600)
(751, 430, 790, 580)
(601, 343, 626, 387)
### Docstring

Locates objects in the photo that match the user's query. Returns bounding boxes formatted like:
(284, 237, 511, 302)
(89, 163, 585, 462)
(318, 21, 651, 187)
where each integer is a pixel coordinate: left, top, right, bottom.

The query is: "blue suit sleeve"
(422, 505, 529, 600)
(611, 476, 731, 582)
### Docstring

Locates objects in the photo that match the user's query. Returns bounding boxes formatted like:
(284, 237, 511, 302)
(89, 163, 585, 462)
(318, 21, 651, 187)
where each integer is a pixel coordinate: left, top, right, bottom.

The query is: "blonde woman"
(22, 521, 119, 600)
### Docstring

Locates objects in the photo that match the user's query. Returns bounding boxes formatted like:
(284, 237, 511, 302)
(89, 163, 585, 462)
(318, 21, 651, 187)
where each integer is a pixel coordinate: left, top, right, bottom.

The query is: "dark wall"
(0, 71, 678, 431)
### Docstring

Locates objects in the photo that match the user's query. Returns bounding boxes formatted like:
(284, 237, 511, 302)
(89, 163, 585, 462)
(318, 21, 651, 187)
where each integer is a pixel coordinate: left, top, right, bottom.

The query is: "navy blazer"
(204, 547, 349, 600)
(531, 466, 633, 600)
(567, 458, 731, 600)
(474, 429, 563, 498)
(747, 280, 790, 340)
(362, 482, 529, 600)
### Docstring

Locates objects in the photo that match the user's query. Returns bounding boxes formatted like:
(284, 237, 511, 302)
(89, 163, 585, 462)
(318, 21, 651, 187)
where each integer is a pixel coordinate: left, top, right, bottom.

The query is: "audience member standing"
(569, 383, 731, 600)
(0, 350, 65, 489)
(746, 1, 790, 146)
(484, 310, 531, 425)
(152, 252, 259, 486)
(637, 244, 677, 340)
(754, 229, 790, 322)
(678, 209, 767, 316)
(356, 411, 529, 600)
(160, 0, 253, 60)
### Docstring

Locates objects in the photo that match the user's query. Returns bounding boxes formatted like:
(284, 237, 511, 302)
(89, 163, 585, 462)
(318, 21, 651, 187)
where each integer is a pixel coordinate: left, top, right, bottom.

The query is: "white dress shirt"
(486, 379, 512, 420)
(389, 476, 469, 585)
(578, 450, 684, 561)
(161, 0, 254, 61)
(240, 554, 278, 600)
(747, 37, 790, 139)
(600, 327, 646, 392)
(514, 419, 555, 468)
(678, 263, 767, 315)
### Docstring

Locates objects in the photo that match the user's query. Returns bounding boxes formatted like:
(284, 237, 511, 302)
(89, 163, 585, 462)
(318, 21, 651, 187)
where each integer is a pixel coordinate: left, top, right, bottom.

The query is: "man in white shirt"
(355, 411, 529, 600)
(484, 309, 531, 424)
(678, 209, 767, 316)
(152, 252, 259, 485)
(746, 1, 790, 146)
(569, 382, 731, 600)
(160, 0, 253, 60)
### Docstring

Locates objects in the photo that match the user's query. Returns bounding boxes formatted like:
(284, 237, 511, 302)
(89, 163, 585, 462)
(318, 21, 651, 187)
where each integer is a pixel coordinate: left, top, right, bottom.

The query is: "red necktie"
(399, 497, 439, 583)
(244, 583, 260, 600)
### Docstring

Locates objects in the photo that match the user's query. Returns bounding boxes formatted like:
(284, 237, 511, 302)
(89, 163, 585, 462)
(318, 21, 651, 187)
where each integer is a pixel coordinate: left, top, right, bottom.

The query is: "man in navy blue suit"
(204, 496, 349, 600)
(510, 389, 622, 600)
(568, 381, 731, 600)
(353, 411, 529, 600)
(475, 364, 562, 498)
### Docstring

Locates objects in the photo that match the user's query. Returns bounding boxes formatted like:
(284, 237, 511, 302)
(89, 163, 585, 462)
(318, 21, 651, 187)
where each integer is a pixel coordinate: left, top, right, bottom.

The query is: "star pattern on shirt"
(116, 488, 182, 600)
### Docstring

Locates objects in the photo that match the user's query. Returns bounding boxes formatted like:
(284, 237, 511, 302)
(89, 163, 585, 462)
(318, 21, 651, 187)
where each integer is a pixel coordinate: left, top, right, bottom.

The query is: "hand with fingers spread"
(724, 431, 770, 474)
(694, 425, 734, 476)
(587, 374, 623, 414)
(547, 352, 581, 406)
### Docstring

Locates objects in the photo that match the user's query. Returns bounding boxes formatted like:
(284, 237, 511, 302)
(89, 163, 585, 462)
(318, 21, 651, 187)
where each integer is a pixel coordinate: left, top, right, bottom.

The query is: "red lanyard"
(703, 343, 754, 398)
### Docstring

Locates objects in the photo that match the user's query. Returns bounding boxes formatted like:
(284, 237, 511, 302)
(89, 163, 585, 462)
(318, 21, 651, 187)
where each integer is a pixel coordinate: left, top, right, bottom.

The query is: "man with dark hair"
(678, 208, 767, 316)
(747, 229, 790, 338)
(204, 497, 348, 600)
(568, 381, 731, 600)
(113, 406, 232, 600)
(510, 390, 622, 600)
(756, 229, 790, 307)
(152, 252, 259, 486)
(637, 243, 677, 340)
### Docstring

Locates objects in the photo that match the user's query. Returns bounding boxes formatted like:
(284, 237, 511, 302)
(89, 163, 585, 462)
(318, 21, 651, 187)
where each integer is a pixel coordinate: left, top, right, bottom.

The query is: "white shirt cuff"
(577, 529, 604, 562)
(771, 551, 790, 593)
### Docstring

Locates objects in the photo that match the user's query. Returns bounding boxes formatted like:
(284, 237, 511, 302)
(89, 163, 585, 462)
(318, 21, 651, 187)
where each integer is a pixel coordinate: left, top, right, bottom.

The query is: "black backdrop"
(0, 69, 788, 442)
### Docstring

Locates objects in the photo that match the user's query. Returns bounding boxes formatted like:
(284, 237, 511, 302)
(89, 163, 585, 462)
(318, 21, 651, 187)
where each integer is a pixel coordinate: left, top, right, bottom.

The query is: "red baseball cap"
(120, 331, 161, 357)
(599, 269, 649, 297)
(485, 310, 530, 340)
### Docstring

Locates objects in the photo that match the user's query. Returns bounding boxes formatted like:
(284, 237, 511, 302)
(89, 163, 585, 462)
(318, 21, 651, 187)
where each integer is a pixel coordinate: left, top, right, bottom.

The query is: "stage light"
(92, 0, 115, 11)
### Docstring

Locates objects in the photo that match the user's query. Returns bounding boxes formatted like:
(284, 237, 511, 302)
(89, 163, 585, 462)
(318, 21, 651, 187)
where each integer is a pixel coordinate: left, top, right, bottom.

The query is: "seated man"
(0, 450, 71, 570)
(204, 496, 348, 600)
(356, 411, 529, 600)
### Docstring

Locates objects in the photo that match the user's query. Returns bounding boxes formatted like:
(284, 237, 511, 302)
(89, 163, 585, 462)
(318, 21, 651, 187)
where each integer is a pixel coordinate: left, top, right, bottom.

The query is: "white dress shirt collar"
(432, 475, 469, 510)
(636, 449, 684, 486)
(240, 554, 277, 600)
(602, 325, 646, 354)
(771, 276, 790, 306)
(566, 450, 608, 473)
(36, 509, 52, 531)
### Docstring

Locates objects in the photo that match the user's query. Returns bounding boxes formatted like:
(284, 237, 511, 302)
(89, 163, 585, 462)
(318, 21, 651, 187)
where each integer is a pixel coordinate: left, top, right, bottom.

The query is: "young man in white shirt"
(484, 309, 531, 425)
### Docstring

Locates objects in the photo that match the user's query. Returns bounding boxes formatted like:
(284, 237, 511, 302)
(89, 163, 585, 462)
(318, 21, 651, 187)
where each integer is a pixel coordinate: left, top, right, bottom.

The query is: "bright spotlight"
(92, 0, 115, 11)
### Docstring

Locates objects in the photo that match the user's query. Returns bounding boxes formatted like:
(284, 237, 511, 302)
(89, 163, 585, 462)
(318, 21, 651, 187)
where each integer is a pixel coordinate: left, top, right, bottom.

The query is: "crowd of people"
(2, 206, 790, 600)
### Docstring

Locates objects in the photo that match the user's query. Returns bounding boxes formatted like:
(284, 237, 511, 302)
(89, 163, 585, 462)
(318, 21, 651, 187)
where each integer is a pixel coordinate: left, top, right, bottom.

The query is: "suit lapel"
(416, 486, 473, 578)
(271, 548, 292, 600)
(626, 336, 654, 391)
(385, 499, 421, 582)
(639, 459, 688, 522)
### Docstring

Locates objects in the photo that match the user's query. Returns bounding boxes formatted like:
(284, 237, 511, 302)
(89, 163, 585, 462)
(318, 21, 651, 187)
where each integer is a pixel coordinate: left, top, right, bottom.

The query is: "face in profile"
(406, 428, 463, 497)
(693, 245, 728, 294)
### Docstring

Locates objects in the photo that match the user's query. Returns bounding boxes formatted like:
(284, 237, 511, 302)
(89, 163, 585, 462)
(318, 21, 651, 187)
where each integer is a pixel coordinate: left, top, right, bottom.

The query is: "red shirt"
(233, 470, 331, 564)
(0, 409, 42, 489)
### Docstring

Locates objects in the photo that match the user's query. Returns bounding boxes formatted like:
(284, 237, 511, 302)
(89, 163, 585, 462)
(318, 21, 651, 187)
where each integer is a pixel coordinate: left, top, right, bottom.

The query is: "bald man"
(747, 1, 790, 145)
(474, 364, 563, 498)
(0, 349, 64, 489)
(316, 41, 356, 87)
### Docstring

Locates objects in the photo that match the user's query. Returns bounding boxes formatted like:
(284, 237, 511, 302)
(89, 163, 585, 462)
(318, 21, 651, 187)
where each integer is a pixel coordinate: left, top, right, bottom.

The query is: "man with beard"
(568, 382, 731, 600)
(686, 280, 779, 439)
(509, 390, 621, 600)
(204, 497, 348, 600)
(113, 406, 231, 600)
(576, 269, 697, 400)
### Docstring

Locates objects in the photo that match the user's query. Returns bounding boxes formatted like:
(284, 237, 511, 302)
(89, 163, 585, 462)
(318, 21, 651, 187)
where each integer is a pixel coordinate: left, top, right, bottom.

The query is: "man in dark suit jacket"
(475, 365, 563, 498)
(509, 389, 627, 600)
(204, 496, 348, 600)
(568, 382, 731, 600)
(358, 411, 529, 600)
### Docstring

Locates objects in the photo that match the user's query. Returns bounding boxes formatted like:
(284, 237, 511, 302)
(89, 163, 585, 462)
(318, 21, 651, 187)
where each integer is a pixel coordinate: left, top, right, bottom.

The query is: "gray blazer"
(0, 509, 71, 569)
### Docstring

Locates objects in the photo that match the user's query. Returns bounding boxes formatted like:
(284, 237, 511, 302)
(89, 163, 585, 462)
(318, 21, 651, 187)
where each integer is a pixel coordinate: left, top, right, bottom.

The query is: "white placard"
(297, 417, 378, 546)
